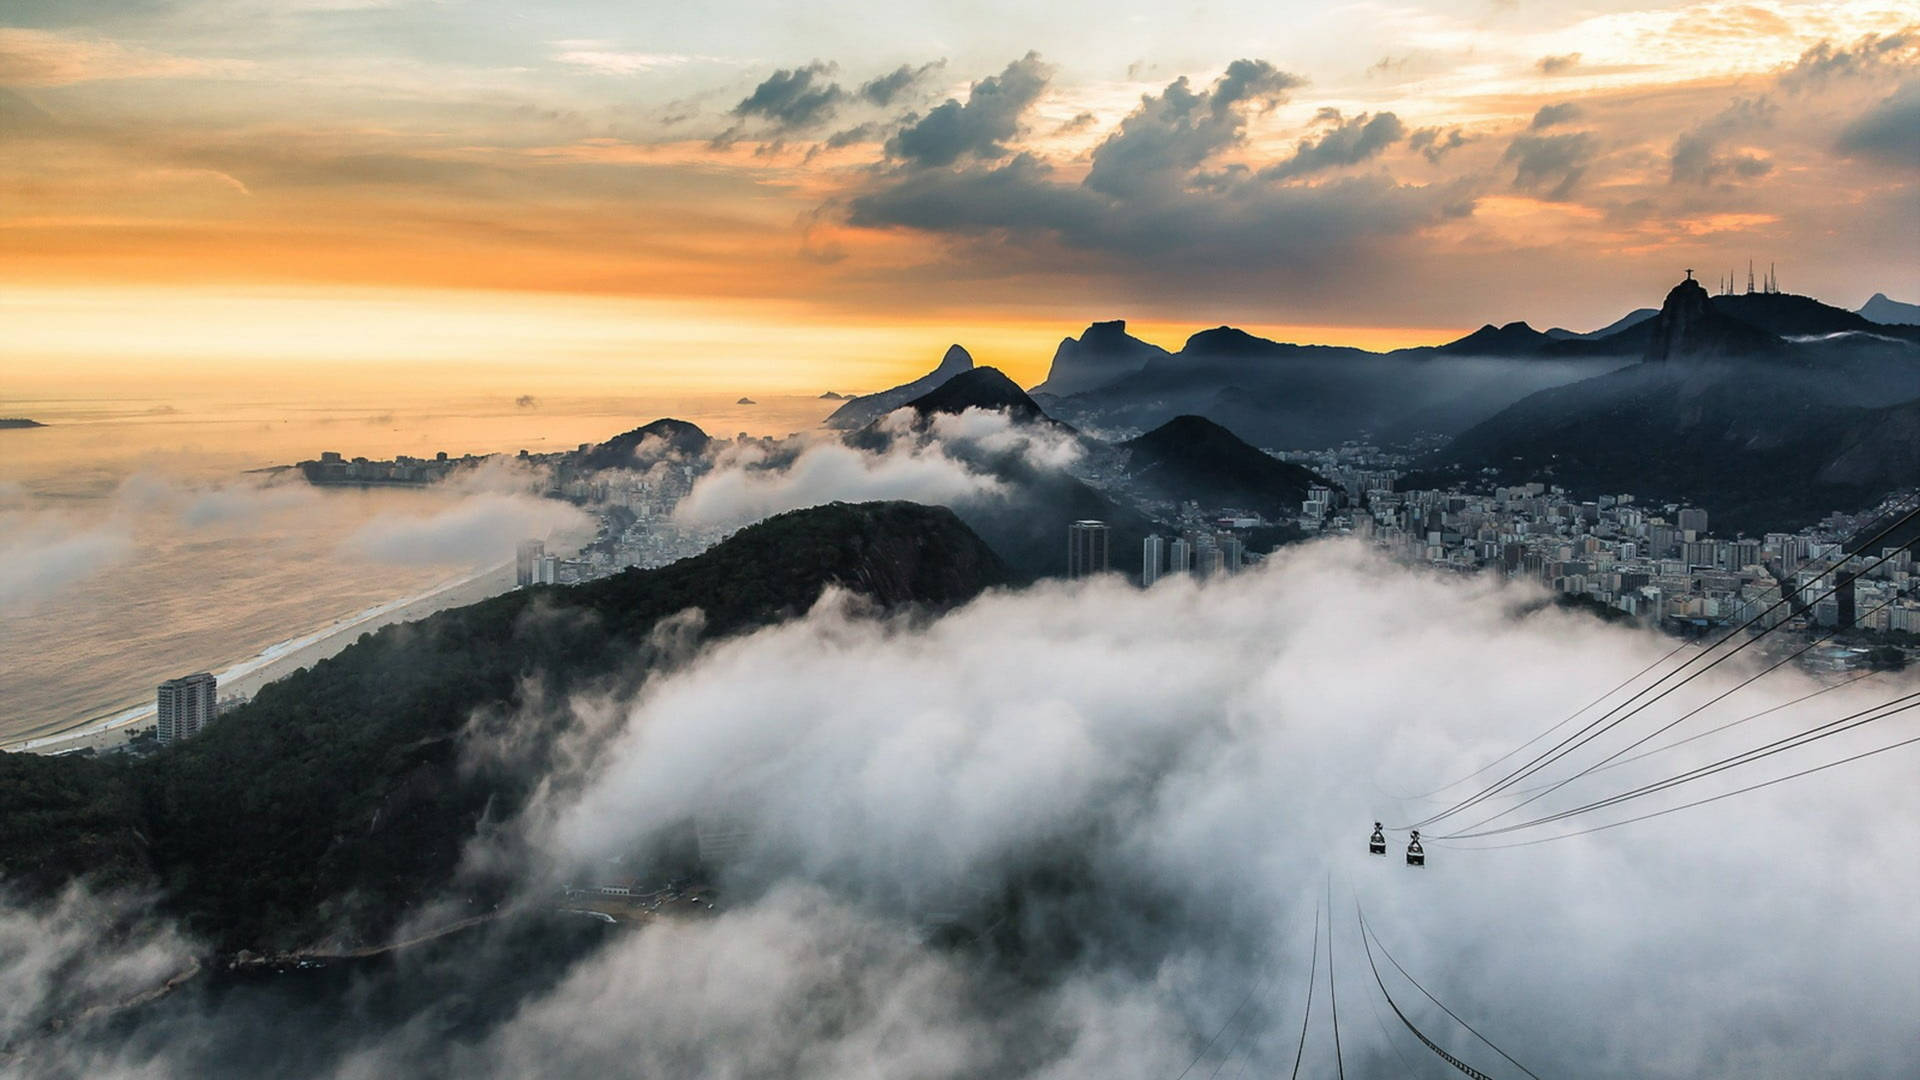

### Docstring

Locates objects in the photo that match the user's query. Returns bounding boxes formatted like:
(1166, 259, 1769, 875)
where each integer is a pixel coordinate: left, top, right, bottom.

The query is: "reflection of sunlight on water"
(0, 389, 836, 742)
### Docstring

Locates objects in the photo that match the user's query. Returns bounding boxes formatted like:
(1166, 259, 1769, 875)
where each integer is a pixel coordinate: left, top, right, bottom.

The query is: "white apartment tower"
(1142, 535, 1166, 586)
(157, 672, 217, 745)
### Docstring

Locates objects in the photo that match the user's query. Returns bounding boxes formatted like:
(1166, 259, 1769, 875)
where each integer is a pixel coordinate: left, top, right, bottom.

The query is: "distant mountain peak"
(1032, 320, 1168, 398)
(826, 344, 978, 428)
(1860, 292, 1920, 327)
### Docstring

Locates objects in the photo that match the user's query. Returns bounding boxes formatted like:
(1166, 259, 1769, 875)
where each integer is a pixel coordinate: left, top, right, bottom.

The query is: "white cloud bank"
(18, 539, 1920, 1078)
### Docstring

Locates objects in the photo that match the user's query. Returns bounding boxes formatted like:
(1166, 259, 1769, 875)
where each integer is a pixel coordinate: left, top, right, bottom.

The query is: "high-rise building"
(1217, 534, 1245, 574)
(516, 539, 545, 586)
(1169, 537, 1194, 575)
(1142, 535, 1166, 586)
(1677, 507, 1709, 536)
(1068, 520, 1110, 579)
(157, 672, 217, 744)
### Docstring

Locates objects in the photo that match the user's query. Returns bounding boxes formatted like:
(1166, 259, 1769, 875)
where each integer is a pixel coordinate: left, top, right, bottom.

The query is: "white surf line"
(5, 561, 512, 754)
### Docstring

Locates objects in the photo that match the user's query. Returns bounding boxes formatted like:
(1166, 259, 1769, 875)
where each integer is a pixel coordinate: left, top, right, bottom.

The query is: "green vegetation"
(0, 502, 1010, 951)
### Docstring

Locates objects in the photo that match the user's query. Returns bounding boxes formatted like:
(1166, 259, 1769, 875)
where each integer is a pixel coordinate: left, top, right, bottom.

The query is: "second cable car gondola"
(1368, 822, 1387, 855)
(1405, 830, 1425, 867)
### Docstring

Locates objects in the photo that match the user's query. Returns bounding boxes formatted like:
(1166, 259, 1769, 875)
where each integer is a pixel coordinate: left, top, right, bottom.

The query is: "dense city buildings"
(1068, 520, 1111, 578)
(156, 672, 217, 745)
(1273, 441, 1920, 644)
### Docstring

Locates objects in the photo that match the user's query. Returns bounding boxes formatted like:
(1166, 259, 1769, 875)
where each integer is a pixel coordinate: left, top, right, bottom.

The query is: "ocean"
(0, 387, 837, 746)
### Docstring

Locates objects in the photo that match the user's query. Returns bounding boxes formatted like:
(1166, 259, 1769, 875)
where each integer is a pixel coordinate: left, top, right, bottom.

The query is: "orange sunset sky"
(2, 1, 1915, 393)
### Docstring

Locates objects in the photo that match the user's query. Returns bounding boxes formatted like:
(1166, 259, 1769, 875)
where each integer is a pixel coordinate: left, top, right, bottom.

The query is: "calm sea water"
(0, 388, 836, 743)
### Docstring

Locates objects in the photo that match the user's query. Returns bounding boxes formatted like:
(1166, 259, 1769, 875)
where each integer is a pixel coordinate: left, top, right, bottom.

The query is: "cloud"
(842, 57, 1462, 286)
(0, 887, 194, 1048)
(1536, 52, 1582, 75)
(550, 47, 716, 76)
(1529, 102, 1583, 130)
(729, 61, 845, 133)
(113, 471, 319, 529)
(1084, 60, 1304, 197)
(1503, 131, 1598, 200)
(523, 543, 1920, 1079)
(0, 28, 214, 87)
(19, 537, 1920, 1076)
(0, 516, 132, 608)
(671, 411, 1028, 529)
(1835, 81, 1920, 168)
(1408, 125, 1469, 163)
(1780, 29, 1918, 91)
(1669, 97, 1775, 186)
(885, 52, 1051, 168)
(858, 60, 944, 107)
(1260, 111, 1405, 182)
(343, 492, 592, 566)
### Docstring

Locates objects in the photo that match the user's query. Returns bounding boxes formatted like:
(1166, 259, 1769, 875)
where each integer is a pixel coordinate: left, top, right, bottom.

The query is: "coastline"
(3, 561, 518, 755)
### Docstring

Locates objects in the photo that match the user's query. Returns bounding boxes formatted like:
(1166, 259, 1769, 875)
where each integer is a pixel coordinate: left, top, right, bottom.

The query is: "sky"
(2, 0, 1916, 391)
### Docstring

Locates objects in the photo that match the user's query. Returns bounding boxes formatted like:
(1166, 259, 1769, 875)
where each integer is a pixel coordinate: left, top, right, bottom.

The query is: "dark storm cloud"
(731, 61, 844, 131)
(1669, 96, 1775, 186)
(858, 60, 945, 107)
(1409, 126, 1469, 163)
(1260, 110, 1405, 181)
(885, 52, 1051, 168)
(1082, 61, 1303, 197)
(1835, 81, 1920, 168)
(845, 57, 1462, 283)
(848, 152, 1472, 271)
(1780, 29, 1917, 90)
(1536, 52, 1582, 75)
(1503, 131, 1596, 200)
(1529, 102, 1583, 130)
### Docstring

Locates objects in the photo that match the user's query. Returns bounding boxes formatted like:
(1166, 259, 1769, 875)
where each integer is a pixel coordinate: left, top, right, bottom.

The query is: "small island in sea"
(736, 396, 756, 405)
(0, 418, 46, 428)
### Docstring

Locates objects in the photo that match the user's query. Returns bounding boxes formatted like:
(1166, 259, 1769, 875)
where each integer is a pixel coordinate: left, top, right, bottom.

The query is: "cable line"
(1448, 723, 1920, 851)
(1502, 670, 1874, 800)
(1444, 599, 1897, 837)
(1440, 690, 1920, 841)
(1172, 969, 1267, 1080)
(1359, 908, 1542, 1080)
(1288, 899, 1321, 1080)
(1402, 498, 1920, 832)
(1400, 635, 1698, 800)
(1327, 877, 1345, 1080)
(1354, 902, 1498, 1079)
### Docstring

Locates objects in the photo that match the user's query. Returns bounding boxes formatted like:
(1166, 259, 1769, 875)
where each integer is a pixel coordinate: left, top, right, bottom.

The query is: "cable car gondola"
(1405, 830, 1425, 867)
(1368, 822, 1387, 855)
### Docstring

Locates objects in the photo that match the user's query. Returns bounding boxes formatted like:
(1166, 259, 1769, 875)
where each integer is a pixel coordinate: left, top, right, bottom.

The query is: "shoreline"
(3, 561, 517, 755)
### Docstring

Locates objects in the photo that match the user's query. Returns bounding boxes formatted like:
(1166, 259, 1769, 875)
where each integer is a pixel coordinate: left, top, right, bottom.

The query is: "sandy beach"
(4, 561, 518, 755)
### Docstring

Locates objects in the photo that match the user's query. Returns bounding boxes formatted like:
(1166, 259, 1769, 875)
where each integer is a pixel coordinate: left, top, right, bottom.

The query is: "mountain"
(1861, 293, 1920, 326)
(1709, 291, 1919, 341)
(1543, 308, 1658, 341)
(0, 502, 1011, 952)
(825, 345, 974, 429)
(1643, 277, 1788, 363)
(1434, 321, 1554, 356)
(1120, 415, 1327, 518)
(576, 417, 711, 471)
(1433, 276, 1920, 532)
(1036, 321, 1637, 447)
(1032, 320, 1170, 397)
(905, 367, 1052, 423)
